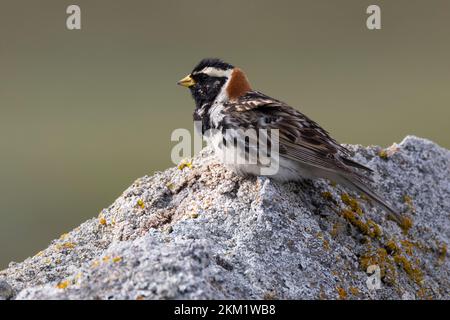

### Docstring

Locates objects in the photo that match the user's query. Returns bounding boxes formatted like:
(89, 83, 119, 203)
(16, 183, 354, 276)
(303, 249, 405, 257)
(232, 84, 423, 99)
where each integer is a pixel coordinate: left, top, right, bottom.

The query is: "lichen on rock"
(0, 136, 449, 300)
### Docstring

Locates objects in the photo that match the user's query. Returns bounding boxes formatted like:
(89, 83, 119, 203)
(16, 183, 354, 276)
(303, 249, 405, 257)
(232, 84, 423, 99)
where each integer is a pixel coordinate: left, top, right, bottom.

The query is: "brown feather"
(226, 68, 252, 101)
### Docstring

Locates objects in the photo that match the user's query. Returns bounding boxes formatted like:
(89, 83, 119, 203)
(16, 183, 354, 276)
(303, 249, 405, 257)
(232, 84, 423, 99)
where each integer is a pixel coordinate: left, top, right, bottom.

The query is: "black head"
(178, 58, 234, 108)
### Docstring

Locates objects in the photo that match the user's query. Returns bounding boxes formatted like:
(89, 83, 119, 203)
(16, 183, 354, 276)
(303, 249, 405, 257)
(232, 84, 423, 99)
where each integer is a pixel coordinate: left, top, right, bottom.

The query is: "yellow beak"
(177, 74, 195, 88)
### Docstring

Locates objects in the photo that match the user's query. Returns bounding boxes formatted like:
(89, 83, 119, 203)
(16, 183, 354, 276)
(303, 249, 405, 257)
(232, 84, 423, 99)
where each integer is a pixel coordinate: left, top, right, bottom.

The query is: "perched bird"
(177, 58, 402, 223)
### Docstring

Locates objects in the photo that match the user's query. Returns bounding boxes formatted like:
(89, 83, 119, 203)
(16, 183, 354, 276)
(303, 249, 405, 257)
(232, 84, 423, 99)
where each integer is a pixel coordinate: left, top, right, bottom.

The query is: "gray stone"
(0, 280, 14, 300)
(0, 136, 449, 300)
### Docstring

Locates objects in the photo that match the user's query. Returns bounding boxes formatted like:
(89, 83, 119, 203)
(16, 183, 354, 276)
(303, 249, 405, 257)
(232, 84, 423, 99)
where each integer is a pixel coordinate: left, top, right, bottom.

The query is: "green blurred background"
(1, 0, 449, 268)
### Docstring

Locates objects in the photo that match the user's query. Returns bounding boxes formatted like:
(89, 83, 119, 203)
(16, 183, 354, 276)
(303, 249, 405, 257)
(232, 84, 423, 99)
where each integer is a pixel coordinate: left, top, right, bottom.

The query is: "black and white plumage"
(177, 58, 402, 222)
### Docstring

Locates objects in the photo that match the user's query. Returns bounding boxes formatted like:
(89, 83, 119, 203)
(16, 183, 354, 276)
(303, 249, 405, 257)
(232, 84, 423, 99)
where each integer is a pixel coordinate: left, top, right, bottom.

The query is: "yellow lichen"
(385, 240, 400, 254)
(343, 209, 367, 233)
(102, 255, 110, 262)
(400, 240, 415, 256)
(330, 222, 342, 238)
(341, 193, 362, 215)
(438, 243, 447, 265)
(166, 183, 175, 191)
(360, 194, 372, 204)
(178, 158, 193, 170)
(61, 242, 76, 250)
(59, 233, 69, 240)
(378, 149, 388, 160)
(112, 256, 122, 263)
(399, 216, 413, 235)
(393, 255, 423, 284)
(321, 191, 333, 201)
(137, 199, 145, 209)
(367, 219, 383, 238)
(56, 280, 70, 289)
(35, 250, 44, 257)
(403, 195, 415, 213)
(74, 272, 82, 282)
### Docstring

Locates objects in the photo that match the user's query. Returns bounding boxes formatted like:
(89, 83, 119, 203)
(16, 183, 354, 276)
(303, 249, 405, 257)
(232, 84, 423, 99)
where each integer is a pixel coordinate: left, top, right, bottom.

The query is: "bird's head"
(177, 58, 251, 108)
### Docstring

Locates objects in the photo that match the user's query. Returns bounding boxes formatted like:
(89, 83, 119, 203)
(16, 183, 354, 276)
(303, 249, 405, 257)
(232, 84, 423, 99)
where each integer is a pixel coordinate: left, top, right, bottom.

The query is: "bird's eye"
(196, 73, 208, 82)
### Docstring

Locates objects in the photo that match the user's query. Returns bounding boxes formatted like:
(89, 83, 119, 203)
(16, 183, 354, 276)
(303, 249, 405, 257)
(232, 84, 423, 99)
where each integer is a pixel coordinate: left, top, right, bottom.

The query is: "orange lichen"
(359, 247, 398, 285)
(360, 248, 387, 270)
(393, 255, 423, 284)
(349, 287, 360, 296)
(416, 287, 432, 300)
(342, 209, 381, 238)
(56, 280, 70, 289)
(91, 260, 100, 268)
(318, 286, 327, 300)
(99, 216, 107, 225)
(323, 239, 330, 251)
(263, 291, 278, 300)
(337, 287, 347, 300)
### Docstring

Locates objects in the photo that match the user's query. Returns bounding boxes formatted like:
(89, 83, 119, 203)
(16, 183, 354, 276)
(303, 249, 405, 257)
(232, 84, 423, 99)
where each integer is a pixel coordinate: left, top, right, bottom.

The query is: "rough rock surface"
(0, 136, 449, 300)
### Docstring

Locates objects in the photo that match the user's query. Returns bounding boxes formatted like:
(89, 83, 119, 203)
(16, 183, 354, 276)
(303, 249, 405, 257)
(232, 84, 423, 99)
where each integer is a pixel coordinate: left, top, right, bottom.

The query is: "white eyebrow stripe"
(194, 67, 233, 78)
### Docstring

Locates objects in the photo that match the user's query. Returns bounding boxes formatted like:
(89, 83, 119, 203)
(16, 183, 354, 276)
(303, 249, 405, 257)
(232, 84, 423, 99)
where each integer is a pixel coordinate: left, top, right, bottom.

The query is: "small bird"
(177, 58, 402, 223)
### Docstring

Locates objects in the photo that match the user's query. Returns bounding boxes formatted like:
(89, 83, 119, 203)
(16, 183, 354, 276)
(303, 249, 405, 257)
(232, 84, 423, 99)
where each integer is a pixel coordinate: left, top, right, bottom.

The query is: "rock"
(0, 136, 448, 300)
(0, 280, 14, 300)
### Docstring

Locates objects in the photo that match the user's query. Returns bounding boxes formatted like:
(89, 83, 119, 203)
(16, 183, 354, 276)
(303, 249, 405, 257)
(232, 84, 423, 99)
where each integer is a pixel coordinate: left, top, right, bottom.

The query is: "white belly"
(204, 131, 315, 182)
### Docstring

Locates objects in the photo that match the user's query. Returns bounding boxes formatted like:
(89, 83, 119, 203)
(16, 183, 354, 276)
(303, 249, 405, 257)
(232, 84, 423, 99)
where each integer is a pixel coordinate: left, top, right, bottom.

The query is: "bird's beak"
(177, 74, 195, 88)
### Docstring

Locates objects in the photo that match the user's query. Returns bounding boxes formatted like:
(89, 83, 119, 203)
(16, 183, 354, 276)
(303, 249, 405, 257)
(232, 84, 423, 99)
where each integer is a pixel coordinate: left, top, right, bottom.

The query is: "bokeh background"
(1, 0, 449, 268)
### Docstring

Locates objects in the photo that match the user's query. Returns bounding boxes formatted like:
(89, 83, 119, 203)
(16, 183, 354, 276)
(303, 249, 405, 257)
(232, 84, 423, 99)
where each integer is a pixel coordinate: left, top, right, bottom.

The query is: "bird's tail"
(339, 175, 403, 224)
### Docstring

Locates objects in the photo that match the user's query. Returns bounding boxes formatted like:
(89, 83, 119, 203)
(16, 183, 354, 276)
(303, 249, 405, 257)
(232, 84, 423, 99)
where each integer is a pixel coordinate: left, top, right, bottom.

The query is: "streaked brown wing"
(223, 91, 372, 177)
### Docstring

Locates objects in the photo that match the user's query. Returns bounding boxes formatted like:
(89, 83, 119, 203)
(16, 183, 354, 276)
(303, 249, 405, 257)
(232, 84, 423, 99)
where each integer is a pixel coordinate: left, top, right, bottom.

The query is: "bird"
(177, 58, 402, 223)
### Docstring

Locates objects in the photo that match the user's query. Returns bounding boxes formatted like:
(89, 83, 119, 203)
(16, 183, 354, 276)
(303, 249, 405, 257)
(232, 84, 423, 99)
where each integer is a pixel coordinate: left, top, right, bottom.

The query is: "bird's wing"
(223, 91, 373, 177)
